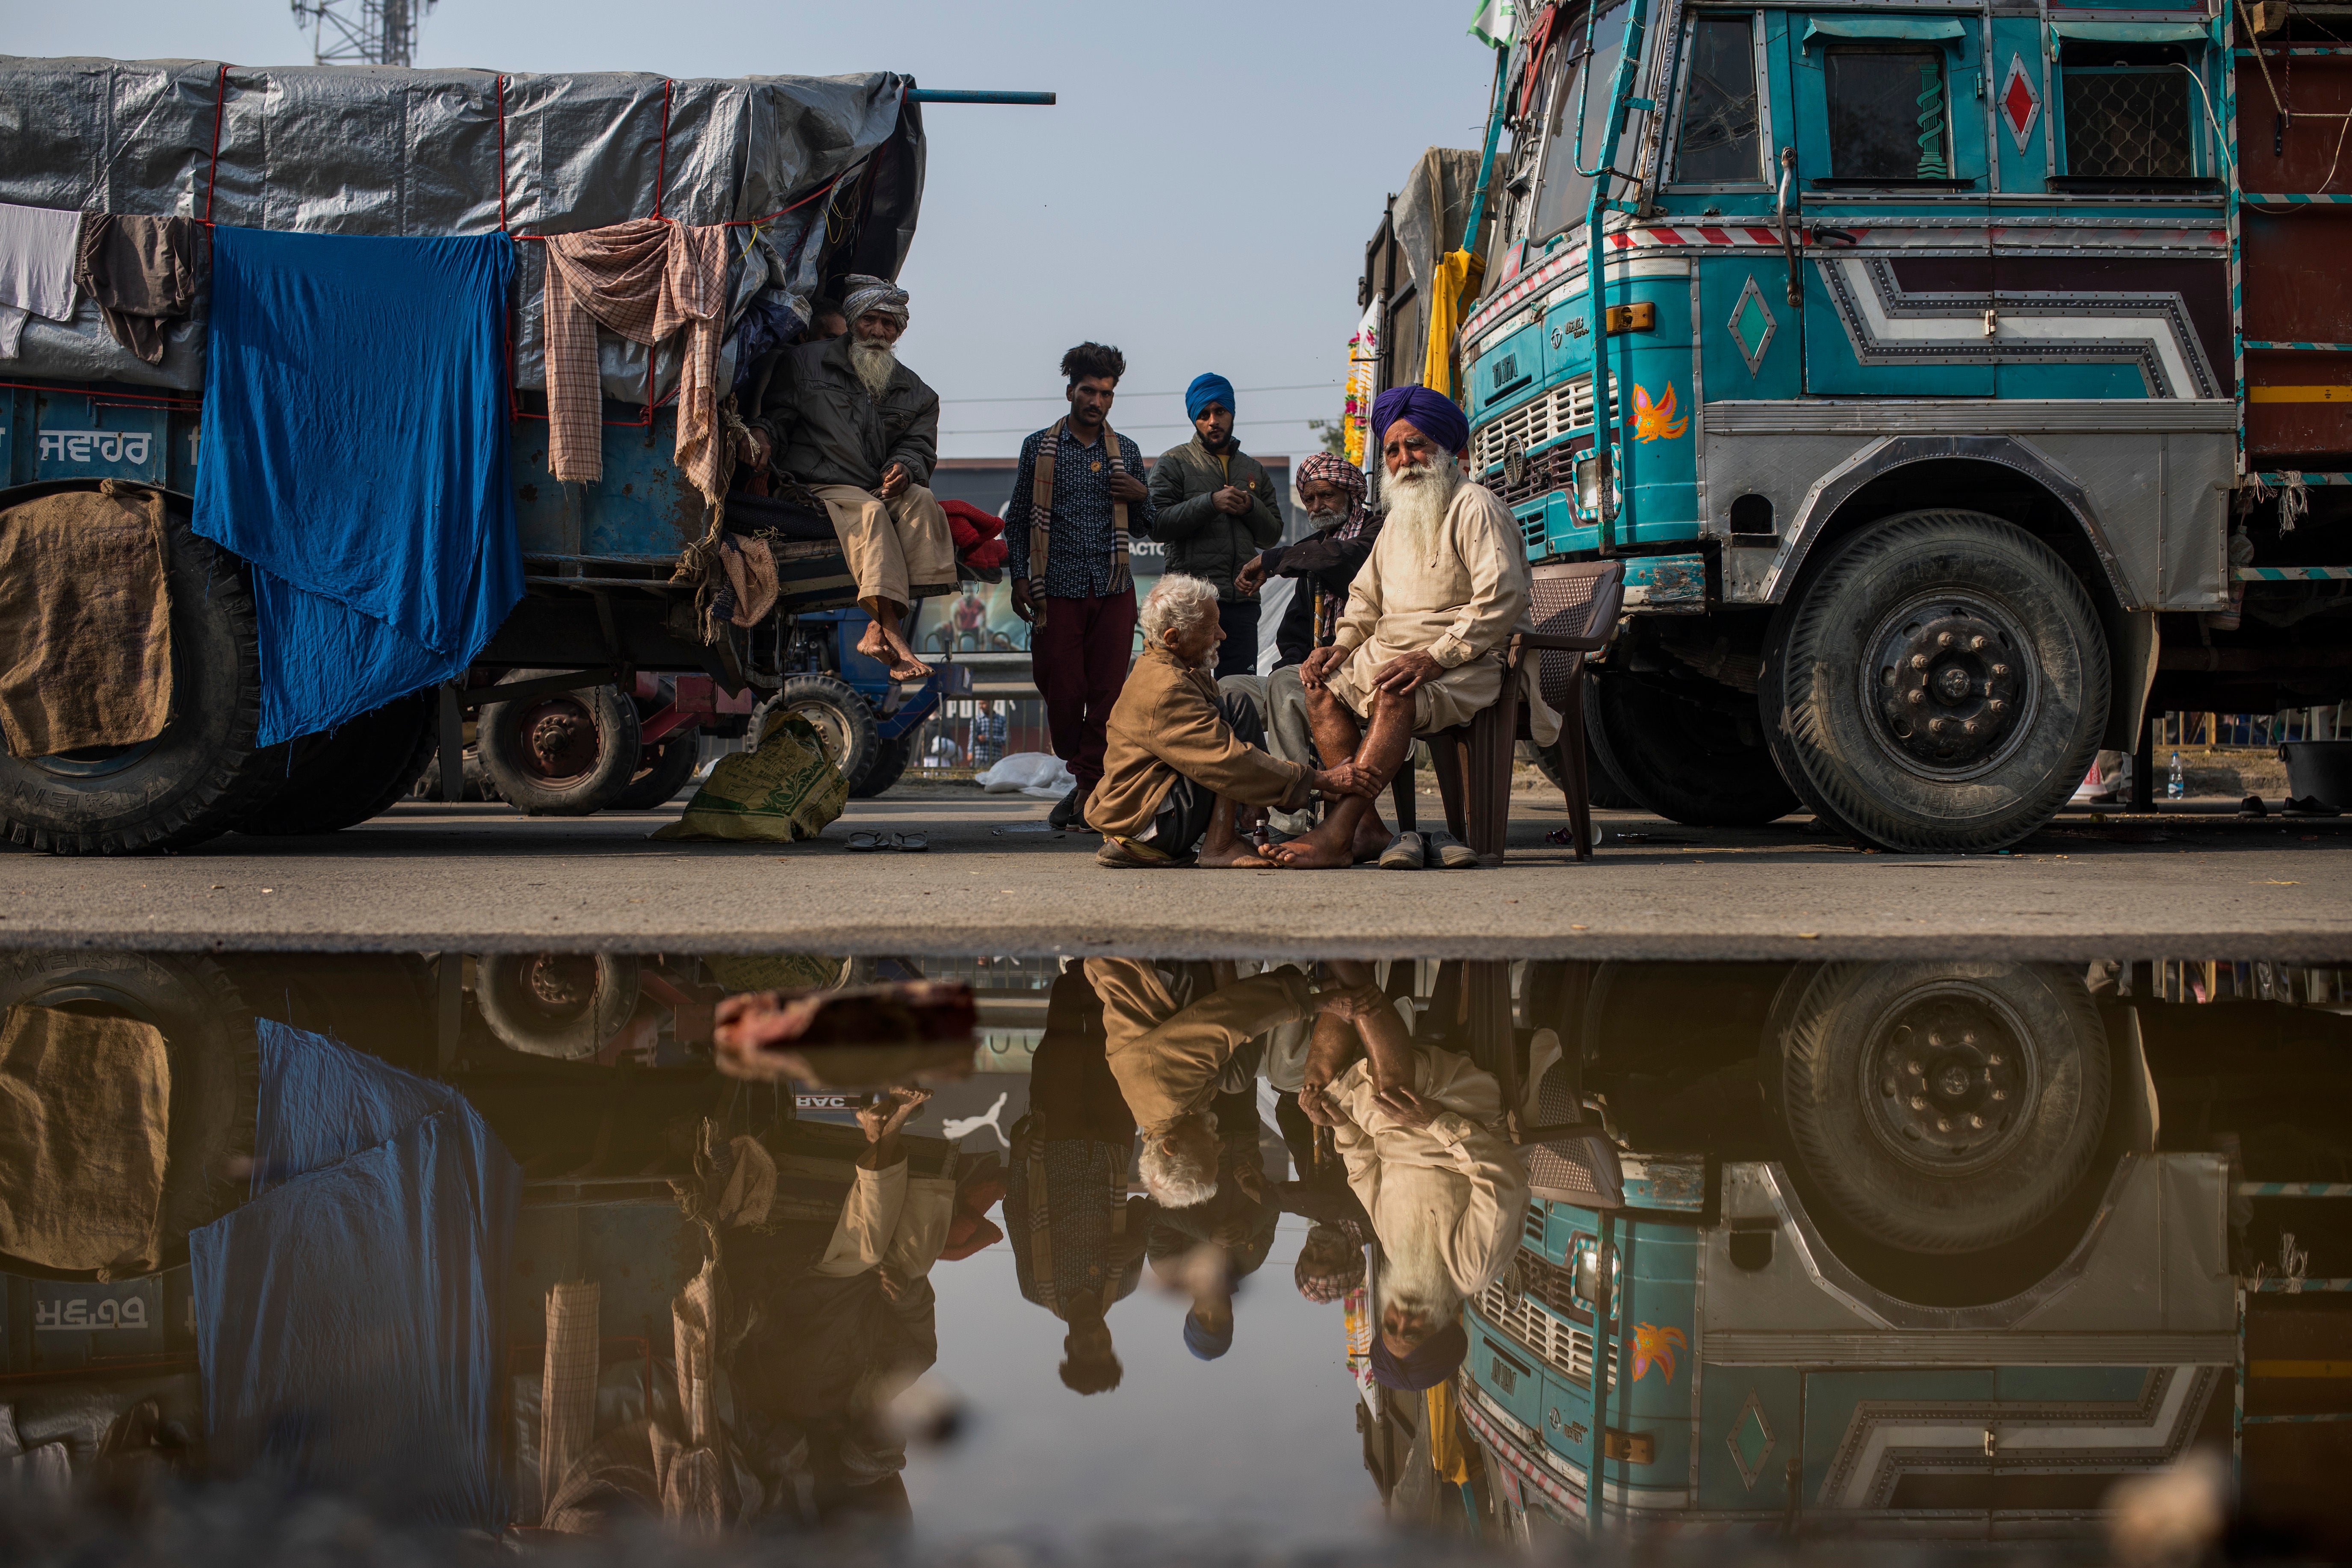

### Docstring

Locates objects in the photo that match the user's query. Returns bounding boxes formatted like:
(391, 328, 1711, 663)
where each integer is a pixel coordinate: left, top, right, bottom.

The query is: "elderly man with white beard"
(749, 274, 955, 681)
(1296, 958, 1530, 1395)
(1270, 386, 1563, 871)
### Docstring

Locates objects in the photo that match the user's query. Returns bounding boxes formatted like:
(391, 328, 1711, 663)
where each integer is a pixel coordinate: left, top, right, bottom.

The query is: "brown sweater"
(1085, 642, 1309, 839)
(1086, 960, 1318, 1128)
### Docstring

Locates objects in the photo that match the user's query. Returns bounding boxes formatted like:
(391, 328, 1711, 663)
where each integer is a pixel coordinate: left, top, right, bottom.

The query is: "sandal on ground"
(2239, 794, 2268, 818)
(847, 830, 886, 852)
(1097, 837, 1182, 868)
(2284, 795, 2343, 817)
(1424, 827, 1480, 869)
(1378, 831, 1426, 871)
(892, 832, 929, 852)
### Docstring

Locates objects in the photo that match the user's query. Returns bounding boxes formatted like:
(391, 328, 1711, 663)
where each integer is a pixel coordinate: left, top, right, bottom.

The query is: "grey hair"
(1140, 573, 1221, 646)
(1138, 1113, 1220, 1208)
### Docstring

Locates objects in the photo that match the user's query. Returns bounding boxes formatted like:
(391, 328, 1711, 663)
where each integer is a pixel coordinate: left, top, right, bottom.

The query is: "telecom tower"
(289, 0, 436, 67)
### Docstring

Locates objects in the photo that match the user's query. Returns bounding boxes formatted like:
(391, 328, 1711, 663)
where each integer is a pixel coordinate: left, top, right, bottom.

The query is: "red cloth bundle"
(941, 499, 1008, 569)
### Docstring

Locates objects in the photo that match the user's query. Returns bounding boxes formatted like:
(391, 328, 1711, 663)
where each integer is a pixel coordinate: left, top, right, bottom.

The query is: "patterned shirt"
(1005, 423, 1154, 599)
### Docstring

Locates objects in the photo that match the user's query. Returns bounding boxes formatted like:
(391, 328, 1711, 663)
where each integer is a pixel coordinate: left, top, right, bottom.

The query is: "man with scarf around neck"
(1220, 452, 1388, 841)
(748, 274, 953, 681)
(1006, 343, 1156, 830)
(1268, 386, 1563, 871)
(1149, 373, 1286, 680)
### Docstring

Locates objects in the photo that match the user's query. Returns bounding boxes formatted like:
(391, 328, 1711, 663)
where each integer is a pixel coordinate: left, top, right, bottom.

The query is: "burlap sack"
(0, 1003, 171, 1278)
(0, 482, 174, 756)
(650, 713, 847, 844)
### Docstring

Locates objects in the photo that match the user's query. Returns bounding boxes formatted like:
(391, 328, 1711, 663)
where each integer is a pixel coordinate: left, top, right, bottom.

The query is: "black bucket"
(2279, 740, 2352, 807)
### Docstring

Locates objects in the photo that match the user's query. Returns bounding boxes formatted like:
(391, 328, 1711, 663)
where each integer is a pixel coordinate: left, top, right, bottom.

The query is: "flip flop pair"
(846, 830, 929, 852)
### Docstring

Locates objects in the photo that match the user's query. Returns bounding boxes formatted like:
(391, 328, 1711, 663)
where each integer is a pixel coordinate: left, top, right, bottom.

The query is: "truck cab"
(1458, 2, 2343, 850)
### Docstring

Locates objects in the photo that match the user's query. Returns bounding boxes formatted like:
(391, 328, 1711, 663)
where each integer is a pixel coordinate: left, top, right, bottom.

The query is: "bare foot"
(886, 655, 931, 682)
(1349, 814, 1391, 865)
(1198, 840, 1273, 869)
(857, 622, 891, 661)
(1266, 830, 1354, 868)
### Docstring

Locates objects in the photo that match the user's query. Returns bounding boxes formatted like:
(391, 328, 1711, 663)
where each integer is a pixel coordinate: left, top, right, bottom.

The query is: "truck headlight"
(1575, 455, 1612, 519)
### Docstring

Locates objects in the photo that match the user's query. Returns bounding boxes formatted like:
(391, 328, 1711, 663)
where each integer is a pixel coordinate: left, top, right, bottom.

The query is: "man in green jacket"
(1148, 373, 1285, 679)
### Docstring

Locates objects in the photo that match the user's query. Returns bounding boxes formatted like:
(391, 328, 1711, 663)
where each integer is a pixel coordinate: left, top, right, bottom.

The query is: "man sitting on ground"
(749, 274, 953, 681)
(1272, 387, 1563, 871)
(1089, 573, 1377, 869)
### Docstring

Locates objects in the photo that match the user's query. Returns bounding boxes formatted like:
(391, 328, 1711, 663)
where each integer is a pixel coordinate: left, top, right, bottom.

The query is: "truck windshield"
(1530, 0, 1632, 244)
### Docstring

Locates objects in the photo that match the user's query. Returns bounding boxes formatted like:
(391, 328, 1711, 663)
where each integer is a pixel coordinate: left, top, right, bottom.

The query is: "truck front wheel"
(233, 691, 436, 835)
(1761, 510, 2108, 853)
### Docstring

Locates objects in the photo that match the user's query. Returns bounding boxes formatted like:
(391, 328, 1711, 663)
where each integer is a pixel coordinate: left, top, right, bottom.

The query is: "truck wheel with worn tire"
(850, 731, 916, 799)
(475, 670, 644, 816)
(233, 690, 437, 836)
(1770, 960, 2110, 1257)
(1761, 511, 2109, 854)
(609, 728, 703, 810)
(0, 493, 277, 855)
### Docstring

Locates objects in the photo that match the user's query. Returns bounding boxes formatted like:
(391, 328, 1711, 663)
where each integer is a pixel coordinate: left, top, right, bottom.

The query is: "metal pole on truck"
(1579, 0, 1655, 554)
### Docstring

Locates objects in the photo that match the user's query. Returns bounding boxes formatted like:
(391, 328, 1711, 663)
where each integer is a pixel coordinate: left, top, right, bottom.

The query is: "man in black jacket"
(750, 275, 952, 680)
(1148, 373, 1285, 679)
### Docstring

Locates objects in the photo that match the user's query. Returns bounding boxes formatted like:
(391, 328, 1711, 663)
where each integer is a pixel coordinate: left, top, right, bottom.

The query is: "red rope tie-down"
(202, 62, 230, 226)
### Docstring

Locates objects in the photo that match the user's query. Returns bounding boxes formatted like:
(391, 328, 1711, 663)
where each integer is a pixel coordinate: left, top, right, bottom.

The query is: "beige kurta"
(1322, 481, 1561, 744)
(1327, 1045, 1531, 1300)
(813, 481, 957, 614)
(1087, 958, 1317, 1129)
(812, 1158, 958, 1280)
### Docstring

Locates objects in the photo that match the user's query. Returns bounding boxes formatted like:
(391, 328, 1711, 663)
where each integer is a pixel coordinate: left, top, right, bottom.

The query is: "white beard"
(1380, 1204, 1464, 1326)
(1383, 452, 1461, 545)
(849, 339, 898, 399)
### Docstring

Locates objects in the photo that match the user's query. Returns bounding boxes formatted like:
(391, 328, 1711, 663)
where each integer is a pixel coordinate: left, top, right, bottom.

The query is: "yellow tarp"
(1421, 249, 1487, 402)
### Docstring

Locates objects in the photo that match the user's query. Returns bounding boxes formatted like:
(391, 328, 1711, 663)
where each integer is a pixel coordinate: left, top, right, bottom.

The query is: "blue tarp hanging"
(190, 1020, 520, 1530)
(191, 227, 520, 747)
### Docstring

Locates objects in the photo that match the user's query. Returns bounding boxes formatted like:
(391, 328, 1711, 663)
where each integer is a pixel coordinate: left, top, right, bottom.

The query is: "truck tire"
(1586, 667, 1799, 825)
(609, 730, 703, 810)
(1773, 962, 2109, 1255)
(849, 732, 916, 799)
(233, 690, 436, 835)
(0, 501, 275, 855)
(1521, 728, 1638, 809)
(476, 672, 643, 816)
(476, 952, 641, 1060)
(1761, 510, 2108, 853)
(0, 950, 258, 1277)
(772, 674, 878, 789)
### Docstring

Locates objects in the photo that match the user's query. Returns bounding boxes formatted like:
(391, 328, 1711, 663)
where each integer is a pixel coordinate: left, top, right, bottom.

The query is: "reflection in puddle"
(1, 951, 2349, 1558)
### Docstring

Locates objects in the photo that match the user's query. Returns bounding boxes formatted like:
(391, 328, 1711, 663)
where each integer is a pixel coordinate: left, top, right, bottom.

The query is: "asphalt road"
(3, 786, 2346, 960)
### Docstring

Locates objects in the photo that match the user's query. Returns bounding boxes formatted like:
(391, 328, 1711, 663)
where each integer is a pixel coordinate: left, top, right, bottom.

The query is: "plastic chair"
(1389, 559, 1625, 864)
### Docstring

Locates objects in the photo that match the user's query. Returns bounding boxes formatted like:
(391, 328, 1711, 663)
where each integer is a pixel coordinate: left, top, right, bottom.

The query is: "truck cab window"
(1531, 0, 1632, 242)
(1823, 46, 1951, 182)
(1673, 15, 1762, 184)
(2059, 42, 2197, 183)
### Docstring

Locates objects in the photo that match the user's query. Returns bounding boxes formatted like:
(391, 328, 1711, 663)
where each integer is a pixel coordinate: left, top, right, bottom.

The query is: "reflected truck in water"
(0, 948, 2347, 1557)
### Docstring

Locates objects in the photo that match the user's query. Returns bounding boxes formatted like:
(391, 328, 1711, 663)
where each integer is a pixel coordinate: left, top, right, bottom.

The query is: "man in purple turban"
(1268, 387, 1562, 871)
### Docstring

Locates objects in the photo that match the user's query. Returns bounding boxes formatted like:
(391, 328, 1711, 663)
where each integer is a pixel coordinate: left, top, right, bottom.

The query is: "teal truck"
(1438, 0, 2352, 848)
(1459, 958, 2352, 1541)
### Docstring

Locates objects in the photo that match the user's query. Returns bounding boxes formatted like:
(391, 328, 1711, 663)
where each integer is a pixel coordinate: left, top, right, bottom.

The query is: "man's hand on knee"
(876, 462, 911, 500)
(1300, 644, 1347, 692)
(1372, 649, 1441, 696)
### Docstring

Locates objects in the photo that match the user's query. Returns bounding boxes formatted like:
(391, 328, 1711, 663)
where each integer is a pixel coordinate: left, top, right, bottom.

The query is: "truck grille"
(1498, 446, 1579, 510)
(1477, 1250, 1619, 1390)
(1474, 375, 1615, 472)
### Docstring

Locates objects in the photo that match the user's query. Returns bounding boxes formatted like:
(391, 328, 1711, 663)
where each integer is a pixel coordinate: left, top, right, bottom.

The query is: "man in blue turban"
(1268, 387, 1562, 871)
(1149, 372, 1286, 679)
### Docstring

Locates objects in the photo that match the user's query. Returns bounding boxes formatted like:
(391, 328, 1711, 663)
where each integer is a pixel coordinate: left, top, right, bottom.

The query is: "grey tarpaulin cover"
(0, 58, 925, 397)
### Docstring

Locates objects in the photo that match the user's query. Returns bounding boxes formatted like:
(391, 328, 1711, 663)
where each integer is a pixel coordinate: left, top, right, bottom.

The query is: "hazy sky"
(9, 0, 1500, 458)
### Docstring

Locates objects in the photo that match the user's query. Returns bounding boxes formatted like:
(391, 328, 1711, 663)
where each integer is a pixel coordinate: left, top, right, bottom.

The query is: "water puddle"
(2, 950, 2348, 1559)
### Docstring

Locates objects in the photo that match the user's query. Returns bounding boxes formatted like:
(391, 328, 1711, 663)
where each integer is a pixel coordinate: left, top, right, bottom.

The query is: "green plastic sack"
(650, 713, 847, 844)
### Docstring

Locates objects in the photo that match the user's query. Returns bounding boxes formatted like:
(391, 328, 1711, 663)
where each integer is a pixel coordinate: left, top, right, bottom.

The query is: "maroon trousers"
(1031, 590, 1136, 795)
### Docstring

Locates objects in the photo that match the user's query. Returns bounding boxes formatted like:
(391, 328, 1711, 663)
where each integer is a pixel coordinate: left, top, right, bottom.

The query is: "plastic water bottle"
(2167, 751, 2185, 800)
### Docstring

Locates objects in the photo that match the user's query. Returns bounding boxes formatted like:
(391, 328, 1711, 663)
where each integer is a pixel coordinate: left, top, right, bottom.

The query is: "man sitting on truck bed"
(748, 274, 954, 681)
(1271, 387, 1562, 870)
